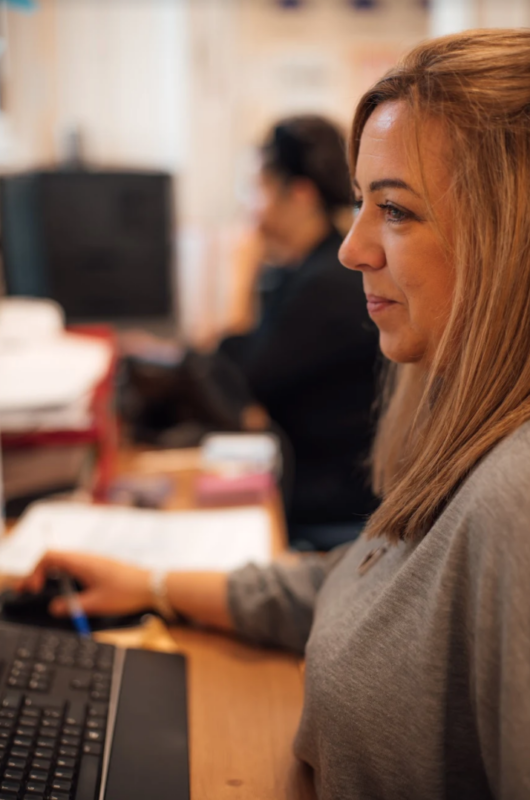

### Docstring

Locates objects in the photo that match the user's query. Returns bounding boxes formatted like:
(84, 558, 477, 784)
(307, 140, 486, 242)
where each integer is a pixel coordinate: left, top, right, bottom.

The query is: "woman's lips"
(365, 294, 398, 315)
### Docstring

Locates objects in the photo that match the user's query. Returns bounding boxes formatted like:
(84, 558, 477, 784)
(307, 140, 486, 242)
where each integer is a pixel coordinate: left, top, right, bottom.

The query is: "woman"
(127, 115, 380, 549)
(21, 30, 530, 798)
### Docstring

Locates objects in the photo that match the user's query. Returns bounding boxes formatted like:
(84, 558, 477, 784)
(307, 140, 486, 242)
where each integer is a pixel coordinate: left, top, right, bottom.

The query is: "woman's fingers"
(17, 551, 150, 617)
(20, 551, 109, 593)
(48, 588, 104, 618)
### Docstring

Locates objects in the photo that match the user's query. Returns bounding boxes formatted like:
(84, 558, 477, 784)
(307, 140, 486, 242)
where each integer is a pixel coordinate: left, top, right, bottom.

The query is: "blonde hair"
(353, 29, 530, 543)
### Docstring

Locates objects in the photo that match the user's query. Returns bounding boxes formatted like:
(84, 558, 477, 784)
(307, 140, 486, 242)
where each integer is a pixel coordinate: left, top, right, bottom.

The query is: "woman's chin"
(379, 333, 427, 365)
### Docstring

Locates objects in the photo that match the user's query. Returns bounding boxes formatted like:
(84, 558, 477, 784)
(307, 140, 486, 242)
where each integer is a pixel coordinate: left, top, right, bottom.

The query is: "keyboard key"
(28, 770, 48, 783)
(43, 709, 62, 720)
(65, 702, 86, 728)
(51, 780, 72, 793)
(74, 754, 100, 800)
(6, 758, 26, 769)
(89, 691, 109, 702)
(85, 719, 105, 730)
(36, 653, 55, 664)
(56, 756, 75, 769)
(1, 781, 22, 793)
(71, 678, 91, 691)
(1, 693, 22, 710)
(24, 697, 63, 711)
(31, 759, 51, 772)
(82, 743, 102, 756)
(28, 681, 49, 692)
(77, 659, 95, 671)
(16, 647, 34, 659)
(87, 703, 107, 718)
(40, 634, 61, 646)
(60, 735, 80, 747)
(16, 726, 36, 738)
(53, 768, 74, 781)
(7, 679, 27, 690)
(79, 642, 98, 655)
(40, 719, 60, 730)
(19, 716, 38, 728)
(33, 748, 53, 760)
(0, 732, 11, 741)
(13, 736, 32, 748)
(20, 709, 40, 720)
(25, 783, 47, 795)
(10, 748, 30, 759)
(3, 770, 23, 781)
(58, 746, 77, 758)
(63, 726, 82, 737)
(37, 736, 57, 749)
(84, 730, 103, 743)
(49, 794, 70, 800)
(0, 710, 16, 720)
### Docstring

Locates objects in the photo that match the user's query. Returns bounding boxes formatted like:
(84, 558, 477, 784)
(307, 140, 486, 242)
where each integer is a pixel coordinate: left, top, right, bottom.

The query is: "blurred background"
(1, 0, 527, 344)
(2, 0, 530, 537)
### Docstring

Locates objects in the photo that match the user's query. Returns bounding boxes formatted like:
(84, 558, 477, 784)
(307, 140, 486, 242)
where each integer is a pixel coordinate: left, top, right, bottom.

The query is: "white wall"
(6, 0, 190, 175)
(430, 0, 530, 35)
(185, 0, 429, 226)
(52, 0, 189, 174)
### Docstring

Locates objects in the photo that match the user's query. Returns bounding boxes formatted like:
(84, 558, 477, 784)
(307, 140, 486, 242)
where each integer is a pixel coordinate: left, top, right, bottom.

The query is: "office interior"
(2, 0, 523, 343)
(0, 1, 529, 799)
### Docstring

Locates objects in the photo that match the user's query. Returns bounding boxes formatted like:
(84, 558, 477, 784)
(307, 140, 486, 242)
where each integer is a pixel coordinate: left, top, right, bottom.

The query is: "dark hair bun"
(261, 115, 352, 211)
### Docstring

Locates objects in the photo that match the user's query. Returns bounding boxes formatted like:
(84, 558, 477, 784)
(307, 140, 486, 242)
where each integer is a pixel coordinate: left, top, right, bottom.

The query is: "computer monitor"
(0, 170, 177, 334)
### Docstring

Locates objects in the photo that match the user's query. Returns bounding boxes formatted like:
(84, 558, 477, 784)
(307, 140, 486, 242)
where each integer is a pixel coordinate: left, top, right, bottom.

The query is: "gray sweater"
(228, 422, 530, 799)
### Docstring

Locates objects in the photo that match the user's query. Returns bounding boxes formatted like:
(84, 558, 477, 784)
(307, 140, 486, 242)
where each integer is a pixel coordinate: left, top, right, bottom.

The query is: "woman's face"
(252, 169, 295, 262)
(339, 101, 455, 367)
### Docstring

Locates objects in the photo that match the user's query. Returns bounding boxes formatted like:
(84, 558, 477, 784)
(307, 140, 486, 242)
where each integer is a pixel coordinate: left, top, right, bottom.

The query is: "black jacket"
(220, 229, 380, 526)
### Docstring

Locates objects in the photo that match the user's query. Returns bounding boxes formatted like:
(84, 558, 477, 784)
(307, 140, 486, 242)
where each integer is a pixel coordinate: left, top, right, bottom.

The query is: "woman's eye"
(377, 203, 410, 224)
(352, 199, 363, 217)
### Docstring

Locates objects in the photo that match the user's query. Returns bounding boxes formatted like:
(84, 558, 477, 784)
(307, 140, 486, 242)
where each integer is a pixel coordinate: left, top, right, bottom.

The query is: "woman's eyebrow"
(352, 177, 420, 197)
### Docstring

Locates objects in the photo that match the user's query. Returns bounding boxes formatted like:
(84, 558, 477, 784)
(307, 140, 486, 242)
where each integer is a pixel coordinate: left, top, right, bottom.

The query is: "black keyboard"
(0, 625, 115, 800)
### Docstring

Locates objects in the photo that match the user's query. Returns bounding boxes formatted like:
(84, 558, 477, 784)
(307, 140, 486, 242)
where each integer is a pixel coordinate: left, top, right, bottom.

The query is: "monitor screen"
(1, 170, 176, 328)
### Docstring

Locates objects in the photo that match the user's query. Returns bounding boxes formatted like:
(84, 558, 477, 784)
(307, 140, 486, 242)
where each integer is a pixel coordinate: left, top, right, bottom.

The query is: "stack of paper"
(0, 299, 112, 432)
(0, 501, 272, 575)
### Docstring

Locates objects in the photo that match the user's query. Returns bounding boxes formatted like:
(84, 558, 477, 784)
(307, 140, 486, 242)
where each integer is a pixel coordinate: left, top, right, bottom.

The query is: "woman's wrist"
(133, 567, 156, 611)
(149, 569, 178, 622)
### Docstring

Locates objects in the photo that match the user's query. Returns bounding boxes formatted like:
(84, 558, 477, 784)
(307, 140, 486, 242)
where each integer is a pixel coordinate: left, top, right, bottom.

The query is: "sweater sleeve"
(464, 439, 530, 799)
(227, 544, 351, 654)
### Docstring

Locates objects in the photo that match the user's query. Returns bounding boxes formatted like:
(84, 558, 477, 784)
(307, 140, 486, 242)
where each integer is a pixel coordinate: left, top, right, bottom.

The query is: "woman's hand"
(16, 551, 152, 618)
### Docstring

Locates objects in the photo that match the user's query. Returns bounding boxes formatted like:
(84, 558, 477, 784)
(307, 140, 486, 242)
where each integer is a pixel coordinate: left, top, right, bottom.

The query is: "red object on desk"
(1, 325, 118, 501)
(196, 472, 275, 507)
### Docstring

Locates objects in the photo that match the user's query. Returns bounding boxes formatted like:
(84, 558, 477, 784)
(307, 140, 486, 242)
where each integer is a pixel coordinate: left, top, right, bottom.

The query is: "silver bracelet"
(149, 569, 177, 623)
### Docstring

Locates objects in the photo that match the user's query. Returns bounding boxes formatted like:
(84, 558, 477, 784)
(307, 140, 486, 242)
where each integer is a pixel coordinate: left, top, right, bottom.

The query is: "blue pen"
(60, 574, 92, 638)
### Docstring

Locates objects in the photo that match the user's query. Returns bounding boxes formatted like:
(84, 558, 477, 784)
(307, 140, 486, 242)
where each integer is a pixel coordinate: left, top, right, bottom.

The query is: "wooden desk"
(4, 449, 316, 800)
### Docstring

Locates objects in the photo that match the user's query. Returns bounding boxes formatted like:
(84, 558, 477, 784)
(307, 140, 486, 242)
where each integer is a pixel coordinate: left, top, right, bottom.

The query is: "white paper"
(0, 393, 93, 432)
(0, 298, 64, 346)
(0, 501, 272, 576)
(0, 335, 112, 412)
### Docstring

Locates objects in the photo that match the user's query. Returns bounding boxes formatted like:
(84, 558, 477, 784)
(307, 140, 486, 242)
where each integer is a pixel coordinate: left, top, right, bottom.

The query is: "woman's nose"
(339, 214, 385, 273)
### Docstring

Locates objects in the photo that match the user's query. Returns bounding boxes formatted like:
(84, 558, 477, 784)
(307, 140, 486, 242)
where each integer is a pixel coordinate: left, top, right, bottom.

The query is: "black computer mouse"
(0, 575, 146, 632)
(0, 576, 82, 631)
